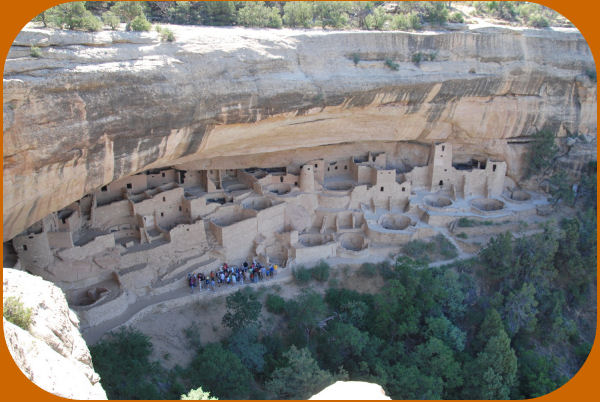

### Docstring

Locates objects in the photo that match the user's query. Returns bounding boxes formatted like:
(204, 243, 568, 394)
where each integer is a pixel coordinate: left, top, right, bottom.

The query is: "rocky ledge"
(2, 268, 107, 399)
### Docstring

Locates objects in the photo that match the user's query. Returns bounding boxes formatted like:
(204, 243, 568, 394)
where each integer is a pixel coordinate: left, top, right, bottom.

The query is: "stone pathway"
(82, 267, 293, 344)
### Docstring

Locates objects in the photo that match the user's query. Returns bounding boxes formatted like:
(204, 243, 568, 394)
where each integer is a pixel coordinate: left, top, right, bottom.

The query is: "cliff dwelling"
(7, 141, 554, 335)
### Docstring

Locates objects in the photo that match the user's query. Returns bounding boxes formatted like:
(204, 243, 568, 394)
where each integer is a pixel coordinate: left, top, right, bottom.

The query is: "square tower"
(429, 142, 453, 191)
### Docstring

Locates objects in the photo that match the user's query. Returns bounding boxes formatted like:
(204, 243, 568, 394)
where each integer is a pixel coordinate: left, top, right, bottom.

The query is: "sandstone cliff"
(3, 24, 596, 241)
(2, 268, 107, 399)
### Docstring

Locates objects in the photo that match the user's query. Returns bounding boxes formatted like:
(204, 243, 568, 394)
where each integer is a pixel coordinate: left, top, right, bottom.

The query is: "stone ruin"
(8, 142, 550, 330)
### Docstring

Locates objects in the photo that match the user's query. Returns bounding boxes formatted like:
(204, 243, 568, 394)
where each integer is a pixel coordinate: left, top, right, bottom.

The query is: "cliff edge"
(2, 268, 107, 399)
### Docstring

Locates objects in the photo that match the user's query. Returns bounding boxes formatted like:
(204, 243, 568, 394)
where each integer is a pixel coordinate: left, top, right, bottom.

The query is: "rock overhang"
(2, 24, 596, 241)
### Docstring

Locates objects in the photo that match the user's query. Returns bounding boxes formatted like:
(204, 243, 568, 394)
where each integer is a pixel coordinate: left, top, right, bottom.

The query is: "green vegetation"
(32, 2, 569, 35)
(265, 293, 286, 314)
(391, 12, 422, 30)
(585, 68, 597, 82)
(448, 11, 465, 23)
(101, 11, 120, 30)
(266, 345, 341, 399)
(457, 217, 494, 227)
(527, 130, 558, 177)
(237, 1, 282, 28)
(292, 261, 330, 284)
(29, 45, 42, 58)
(310, 261, 331, 282)
(412, 51, 437, 65)
(156, 25, 175, 42)
(111, 2, 145, 26)
(351, 52, 360, 66)
(292, 265, 312, 284)
(90, 327, 181, 399)
(39, 2, 102, 31)
(384, 58, 399, 71)
(283, 1, 313, 28)
(364, 6, 387, 30)
(358, 262, 378, 277)
(471, 1, 567, 28)
(129, 15, 152, 32)
(186, 343, 252, 399)
(403, 234, 458, 262)
(221, 288, 261, 331)
(3, 296, 32, 330)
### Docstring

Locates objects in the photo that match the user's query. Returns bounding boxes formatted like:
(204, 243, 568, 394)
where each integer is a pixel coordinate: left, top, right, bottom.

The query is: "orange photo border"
(0, 1, 597, 401)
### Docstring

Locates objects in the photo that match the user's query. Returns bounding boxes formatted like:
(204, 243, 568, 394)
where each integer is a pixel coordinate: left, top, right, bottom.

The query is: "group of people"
(186, 260, 278, 292)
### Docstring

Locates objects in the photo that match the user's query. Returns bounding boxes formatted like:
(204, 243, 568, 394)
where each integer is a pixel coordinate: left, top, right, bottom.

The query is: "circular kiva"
(266, 183, 291, 195)
(471, 198, 505, 211)
(339, 232, 366, 251)
(379, 213, 411, 230)
(242, 197, 272, 211)
(510, 190, 531, 201)
(299, 233, 329, 247)
(324, 181, 354, 191)
(424, 194, 453, 208)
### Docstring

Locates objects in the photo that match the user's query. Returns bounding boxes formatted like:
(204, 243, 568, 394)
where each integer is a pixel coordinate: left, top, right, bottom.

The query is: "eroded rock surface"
(3, 24, 596, 240)
(310, 380, 391, 400)
(2, 268, 107, 399)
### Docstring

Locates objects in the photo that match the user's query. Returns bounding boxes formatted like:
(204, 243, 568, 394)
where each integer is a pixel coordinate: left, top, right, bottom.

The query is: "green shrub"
(293, 266, 312, 284)
(384, 58, 399, 71)
(283, 1, 313, 28)
(351, 52, 360, 66)
(358, 262, 378, 277)
(102, 11, 120, 30)
(422, 1, 449, 25)
(237, 2, 282, 28)
(458, 217, 476, 227)
(403, 239, 434, 262)
(585, 69, 596, 82)
(457, 232, 468, 239)
(129, 15, 152, 32)
(364, 6, 387, 30)
(81, 13, 102, 32)
(30, 45, 42, 58)
(311, 261, 330, 282)
(45, 2, 102, 31)
(529, 13, 549, 28)
(90, 327, 169, 399)
(111, 1, 145, 24)
(527, 130, 558, 177)
(378, 260, 396, 279)
(3, 296, 32, 330)
(266, 294, 286, 314)
(412, 52, 423, 65)
(313, 1, 351, 29)
(448, 11, 464, 23)
(435, 234, 458, 259)
(156, 26, 176, 42)
(391, 12, 421, 30)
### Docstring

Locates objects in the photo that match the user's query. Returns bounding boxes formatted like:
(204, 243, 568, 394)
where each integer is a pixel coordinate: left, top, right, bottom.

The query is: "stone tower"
(299, 164, 315, 192)
(429, 142, 453, 192)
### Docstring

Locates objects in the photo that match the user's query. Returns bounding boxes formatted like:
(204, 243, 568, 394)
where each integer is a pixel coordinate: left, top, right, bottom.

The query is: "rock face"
(2, 268, 107, 399)
(310, 380, 391, 400)
(2, 24, 596, 241)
